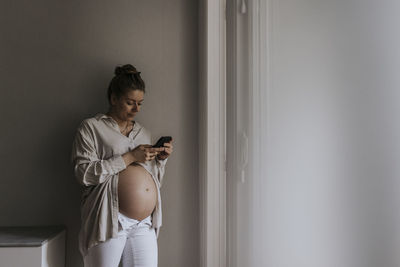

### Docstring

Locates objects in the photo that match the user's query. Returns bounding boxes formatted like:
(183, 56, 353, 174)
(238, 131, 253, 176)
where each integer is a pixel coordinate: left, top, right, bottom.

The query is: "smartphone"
(152, 136, 172, 148)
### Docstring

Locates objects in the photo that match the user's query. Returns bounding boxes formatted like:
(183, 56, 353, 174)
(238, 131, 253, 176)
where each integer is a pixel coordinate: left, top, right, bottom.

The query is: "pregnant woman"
(71, 64, 173, 267)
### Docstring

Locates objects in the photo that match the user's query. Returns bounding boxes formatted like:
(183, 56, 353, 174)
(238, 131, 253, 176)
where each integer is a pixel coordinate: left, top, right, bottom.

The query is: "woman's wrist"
(156, 154, 167, 161)
(122, 151, 136, 166)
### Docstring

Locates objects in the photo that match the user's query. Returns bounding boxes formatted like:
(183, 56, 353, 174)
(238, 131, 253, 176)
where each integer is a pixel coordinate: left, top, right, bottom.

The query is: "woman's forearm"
(122, 151, 136, 166)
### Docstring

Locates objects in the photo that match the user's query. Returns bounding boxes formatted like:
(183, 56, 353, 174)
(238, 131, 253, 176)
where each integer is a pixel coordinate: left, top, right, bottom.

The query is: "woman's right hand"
(131, 145, 165, 163)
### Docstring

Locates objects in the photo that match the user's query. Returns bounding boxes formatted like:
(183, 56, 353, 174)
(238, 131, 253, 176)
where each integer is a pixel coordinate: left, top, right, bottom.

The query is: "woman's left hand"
(156, 140, 173, 160)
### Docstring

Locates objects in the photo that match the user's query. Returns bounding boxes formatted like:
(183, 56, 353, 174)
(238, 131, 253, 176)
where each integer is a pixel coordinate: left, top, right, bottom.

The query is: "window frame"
(199, 0, 227, 266)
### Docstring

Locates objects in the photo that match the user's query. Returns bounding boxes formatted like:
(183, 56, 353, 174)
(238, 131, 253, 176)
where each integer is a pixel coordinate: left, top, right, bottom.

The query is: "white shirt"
(70, 113, 168, 257)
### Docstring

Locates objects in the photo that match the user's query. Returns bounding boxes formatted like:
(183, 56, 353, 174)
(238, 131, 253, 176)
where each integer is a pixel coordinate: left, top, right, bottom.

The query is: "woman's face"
(110, 89, 144, 122)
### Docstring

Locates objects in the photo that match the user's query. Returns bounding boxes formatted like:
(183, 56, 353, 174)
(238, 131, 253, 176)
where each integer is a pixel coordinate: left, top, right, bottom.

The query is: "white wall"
(230, 0, 400, 267)
(0, 1, 199, 266)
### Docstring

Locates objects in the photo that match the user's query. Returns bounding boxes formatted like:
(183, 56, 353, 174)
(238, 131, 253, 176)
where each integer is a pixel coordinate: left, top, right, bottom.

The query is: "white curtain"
(227, 1, 400, 267)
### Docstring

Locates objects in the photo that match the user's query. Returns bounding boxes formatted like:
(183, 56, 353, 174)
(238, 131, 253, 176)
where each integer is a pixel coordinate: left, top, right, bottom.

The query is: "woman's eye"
(126, 102, 143, 106)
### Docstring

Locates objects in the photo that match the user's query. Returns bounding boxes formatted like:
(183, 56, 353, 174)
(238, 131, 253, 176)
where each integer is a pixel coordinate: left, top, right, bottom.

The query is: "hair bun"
(114, 64, 139, 76)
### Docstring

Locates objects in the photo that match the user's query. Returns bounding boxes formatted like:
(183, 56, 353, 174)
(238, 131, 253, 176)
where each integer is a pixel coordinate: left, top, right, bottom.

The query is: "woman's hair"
(107, 64, 146, 104)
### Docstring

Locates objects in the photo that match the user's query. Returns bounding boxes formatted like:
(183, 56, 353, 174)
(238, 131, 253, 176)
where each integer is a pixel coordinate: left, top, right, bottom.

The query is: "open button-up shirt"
(70, 113, 168, 257)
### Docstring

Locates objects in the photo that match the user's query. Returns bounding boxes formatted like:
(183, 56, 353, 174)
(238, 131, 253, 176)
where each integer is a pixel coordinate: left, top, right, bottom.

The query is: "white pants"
(83, 212, 158, 267)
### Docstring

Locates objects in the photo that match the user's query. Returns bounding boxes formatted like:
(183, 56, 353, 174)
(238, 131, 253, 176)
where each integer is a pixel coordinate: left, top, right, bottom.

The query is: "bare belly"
(118, 164, 157, 221)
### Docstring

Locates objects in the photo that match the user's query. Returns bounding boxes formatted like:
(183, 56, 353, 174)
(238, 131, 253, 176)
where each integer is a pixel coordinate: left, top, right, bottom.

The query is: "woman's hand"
(156, 139, 173, 160)
(131, 145, 165, 163)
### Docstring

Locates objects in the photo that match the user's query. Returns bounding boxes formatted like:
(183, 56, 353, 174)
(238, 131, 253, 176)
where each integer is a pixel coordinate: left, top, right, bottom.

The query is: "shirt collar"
(95, 113, 110, 120)
(95, 113, 141, 130)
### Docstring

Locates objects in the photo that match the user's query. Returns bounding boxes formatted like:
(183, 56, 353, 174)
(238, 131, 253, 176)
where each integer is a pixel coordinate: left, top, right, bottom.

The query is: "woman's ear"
(110, 93, 118, 106)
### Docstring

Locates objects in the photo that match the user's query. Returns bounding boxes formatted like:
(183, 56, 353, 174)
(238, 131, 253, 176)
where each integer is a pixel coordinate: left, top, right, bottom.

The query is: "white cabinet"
(0, 226, 65, 267)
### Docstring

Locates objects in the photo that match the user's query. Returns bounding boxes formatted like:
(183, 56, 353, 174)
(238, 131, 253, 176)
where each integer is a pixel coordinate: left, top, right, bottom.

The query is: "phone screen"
(153, 136, 172, 148)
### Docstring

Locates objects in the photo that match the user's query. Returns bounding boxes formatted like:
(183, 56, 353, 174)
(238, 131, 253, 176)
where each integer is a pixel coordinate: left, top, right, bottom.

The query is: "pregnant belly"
(118, 164, 157, 221)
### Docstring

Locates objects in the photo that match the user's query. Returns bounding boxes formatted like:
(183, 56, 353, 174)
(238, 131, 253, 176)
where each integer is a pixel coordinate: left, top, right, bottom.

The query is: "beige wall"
(0, 1, 199, 266)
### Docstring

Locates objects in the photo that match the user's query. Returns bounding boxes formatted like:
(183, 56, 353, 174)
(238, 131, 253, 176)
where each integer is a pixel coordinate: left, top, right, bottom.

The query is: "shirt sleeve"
(71, 121, 127, 186)
(155, 156, 168, 187)
(150, 133, 169, 187)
